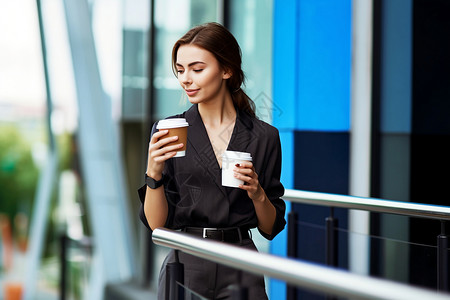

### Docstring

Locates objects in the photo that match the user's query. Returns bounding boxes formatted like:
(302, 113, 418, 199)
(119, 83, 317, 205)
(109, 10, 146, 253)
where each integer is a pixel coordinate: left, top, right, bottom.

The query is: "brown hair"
(172, 22, 256, 118)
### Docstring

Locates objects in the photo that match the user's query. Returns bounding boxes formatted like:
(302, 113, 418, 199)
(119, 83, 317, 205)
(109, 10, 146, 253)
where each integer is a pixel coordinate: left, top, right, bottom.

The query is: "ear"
(222, 69, 232, 80)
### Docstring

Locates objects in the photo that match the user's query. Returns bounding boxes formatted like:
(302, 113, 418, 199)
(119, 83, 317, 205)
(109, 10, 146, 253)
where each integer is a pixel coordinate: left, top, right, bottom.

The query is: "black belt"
(183, 227, 250, 243)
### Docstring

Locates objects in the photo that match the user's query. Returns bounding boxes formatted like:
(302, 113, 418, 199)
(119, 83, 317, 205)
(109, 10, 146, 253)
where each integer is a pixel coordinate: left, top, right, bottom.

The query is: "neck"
(198, 92, 236, 127)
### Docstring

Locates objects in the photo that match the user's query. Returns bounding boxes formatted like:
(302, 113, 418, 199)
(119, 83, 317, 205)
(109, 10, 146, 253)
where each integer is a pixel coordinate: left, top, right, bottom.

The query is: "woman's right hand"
(146, 130, 184, 179)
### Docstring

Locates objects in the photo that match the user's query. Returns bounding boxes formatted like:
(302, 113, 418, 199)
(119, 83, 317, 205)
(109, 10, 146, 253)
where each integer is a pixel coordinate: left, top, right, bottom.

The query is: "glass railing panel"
(336, 221, 438, 290)
(176, 281, 209, 300)
(294, 219, 327, 265)
(289, 217, 335, 299)
(289, 212, 442, 293)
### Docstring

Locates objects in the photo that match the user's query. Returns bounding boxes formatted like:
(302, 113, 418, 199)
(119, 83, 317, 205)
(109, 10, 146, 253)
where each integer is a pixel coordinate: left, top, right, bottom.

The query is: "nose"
(179, 72, 192, 87)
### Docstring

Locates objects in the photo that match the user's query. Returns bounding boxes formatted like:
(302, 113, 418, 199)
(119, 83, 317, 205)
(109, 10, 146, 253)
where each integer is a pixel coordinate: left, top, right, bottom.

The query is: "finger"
(234, 172, 256, 186)
(151, 142, 184, 158)
(150, 130, 169, 143)
(153, 150, 178, 162)
(235, 161, 253, 169)
(234, 166, 253, 176)
(153, 135, 180, 149)
(234, 166, 259, 183)
(238, 184, 251, 191)
(238, 182, 258, 194)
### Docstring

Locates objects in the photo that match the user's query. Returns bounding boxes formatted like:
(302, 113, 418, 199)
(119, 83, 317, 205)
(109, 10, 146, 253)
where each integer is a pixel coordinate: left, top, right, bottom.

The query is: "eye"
(193, 69, 203, 73)
(177, 69, 184, 74)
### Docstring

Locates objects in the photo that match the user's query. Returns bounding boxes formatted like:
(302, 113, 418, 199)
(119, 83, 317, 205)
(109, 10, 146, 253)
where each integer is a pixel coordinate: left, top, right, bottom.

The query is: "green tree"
(0, 125, 39, 221)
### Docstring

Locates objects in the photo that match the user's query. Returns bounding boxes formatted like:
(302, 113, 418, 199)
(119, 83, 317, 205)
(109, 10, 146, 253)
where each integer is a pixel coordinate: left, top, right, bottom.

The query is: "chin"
(187, 98, 201, 104)
(187, 96, 209, 105)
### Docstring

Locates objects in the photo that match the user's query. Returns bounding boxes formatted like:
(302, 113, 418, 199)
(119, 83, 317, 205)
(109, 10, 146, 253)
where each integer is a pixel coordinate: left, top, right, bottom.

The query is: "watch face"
(146, 175, 162, 189)
(146, 176, 156, 189)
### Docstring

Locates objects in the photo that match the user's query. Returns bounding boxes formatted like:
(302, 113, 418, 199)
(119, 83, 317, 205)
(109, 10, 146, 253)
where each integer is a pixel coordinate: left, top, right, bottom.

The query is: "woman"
(138, 22, 285, 299)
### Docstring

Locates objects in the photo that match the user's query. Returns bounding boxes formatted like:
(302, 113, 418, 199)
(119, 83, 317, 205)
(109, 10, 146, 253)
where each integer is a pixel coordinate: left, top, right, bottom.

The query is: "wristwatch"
(145, 173, 164, 189)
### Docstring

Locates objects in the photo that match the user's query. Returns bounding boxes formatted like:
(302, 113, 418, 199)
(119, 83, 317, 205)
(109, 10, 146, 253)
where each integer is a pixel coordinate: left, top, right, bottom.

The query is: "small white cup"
(222, 151, 252, 188)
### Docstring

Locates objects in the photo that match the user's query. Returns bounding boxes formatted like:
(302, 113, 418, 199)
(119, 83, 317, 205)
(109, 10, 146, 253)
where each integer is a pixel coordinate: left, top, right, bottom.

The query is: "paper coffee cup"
(222, 151, 252, 188)
(157, 118, 189, 157)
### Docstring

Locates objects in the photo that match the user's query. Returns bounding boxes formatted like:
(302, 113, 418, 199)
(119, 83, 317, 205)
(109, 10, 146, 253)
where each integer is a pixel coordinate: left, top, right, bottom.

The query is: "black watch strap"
(145, 173, 164, 189)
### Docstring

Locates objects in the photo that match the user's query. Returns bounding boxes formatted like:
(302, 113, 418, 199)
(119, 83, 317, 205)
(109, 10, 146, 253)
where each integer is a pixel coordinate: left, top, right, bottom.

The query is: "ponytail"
(232, 88, 256, 118)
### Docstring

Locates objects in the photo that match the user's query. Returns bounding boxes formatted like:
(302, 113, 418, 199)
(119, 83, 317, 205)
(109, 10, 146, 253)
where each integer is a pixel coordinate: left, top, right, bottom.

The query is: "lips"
(185, 89, 199, 97)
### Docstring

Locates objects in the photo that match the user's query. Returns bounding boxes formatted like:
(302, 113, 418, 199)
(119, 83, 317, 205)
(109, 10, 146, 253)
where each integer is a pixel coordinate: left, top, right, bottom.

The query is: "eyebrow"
(176, 61, 206, 68)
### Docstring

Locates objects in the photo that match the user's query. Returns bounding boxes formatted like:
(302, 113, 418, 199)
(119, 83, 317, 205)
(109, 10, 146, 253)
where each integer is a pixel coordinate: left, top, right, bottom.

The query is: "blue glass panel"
(297, 0, 351, 131)
(380, 0, 412, 134)
(273, 0, 299, 129)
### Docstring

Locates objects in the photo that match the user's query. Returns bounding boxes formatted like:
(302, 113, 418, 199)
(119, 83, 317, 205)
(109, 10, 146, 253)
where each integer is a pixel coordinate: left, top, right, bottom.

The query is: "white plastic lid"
(156, 118, 189, 129)
(222, 151, 252, 161)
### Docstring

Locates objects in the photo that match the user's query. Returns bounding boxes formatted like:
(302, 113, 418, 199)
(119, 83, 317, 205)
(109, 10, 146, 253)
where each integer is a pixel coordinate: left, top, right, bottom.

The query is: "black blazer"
(138, 104, 286, 240)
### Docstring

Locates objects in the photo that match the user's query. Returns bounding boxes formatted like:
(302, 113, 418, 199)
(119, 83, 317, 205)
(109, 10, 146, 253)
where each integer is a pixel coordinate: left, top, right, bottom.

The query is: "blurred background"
(0, 0, 449, 299)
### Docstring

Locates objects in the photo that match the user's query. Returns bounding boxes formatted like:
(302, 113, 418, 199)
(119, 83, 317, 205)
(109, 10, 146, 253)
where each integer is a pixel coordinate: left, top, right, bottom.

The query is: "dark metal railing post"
(288, 211, 298, 258)
(437, 221, 448, 292)
(59, 234, 67, 300)
(166, 250, 185, 300)
(326, 208, 338, 267)
(287, 211, 298, 300)
(59, 235, 93, 300)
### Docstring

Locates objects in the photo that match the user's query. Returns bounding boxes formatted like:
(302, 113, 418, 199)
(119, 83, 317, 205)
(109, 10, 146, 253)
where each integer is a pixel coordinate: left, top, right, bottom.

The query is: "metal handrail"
(283, 189, 450, 220)
(152, 228, 450, 300)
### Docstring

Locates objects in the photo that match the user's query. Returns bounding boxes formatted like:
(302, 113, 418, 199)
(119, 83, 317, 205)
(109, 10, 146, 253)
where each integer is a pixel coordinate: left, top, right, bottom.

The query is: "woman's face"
(175, 44, 230, 104)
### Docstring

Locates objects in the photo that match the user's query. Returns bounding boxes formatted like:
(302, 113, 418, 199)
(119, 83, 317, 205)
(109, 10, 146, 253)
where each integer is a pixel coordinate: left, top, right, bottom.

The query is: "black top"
(138, 104, 286, 240)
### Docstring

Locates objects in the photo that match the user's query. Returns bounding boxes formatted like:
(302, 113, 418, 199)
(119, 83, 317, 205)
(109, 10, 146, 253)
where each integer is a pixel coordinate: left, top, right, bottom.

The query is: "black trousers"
(158, 238, 268, 300)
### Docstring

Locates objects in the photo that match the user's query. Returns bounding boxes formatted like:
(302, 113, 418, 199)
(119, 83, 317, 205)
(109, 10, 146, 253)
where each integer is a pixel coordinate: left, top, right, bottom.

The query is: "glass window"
(122, 0, 151, 122)
(229, 0, 274, 124)
(152, 0, 222, 121)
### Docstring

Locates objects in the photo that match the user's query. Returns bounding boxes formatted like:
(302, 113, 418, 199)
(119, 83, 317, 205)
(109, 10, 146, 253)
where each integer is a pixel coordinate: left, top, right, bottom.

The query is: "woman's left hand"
(234, 161, 265, 202)
(234, 161, 276, 235)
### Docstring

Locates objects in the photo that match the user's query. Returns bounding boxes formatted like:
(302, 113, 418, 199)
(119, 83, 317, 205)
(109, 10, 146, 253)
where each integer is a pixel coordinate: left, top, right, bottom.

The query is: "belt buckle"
(202, 228, 218, 238)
